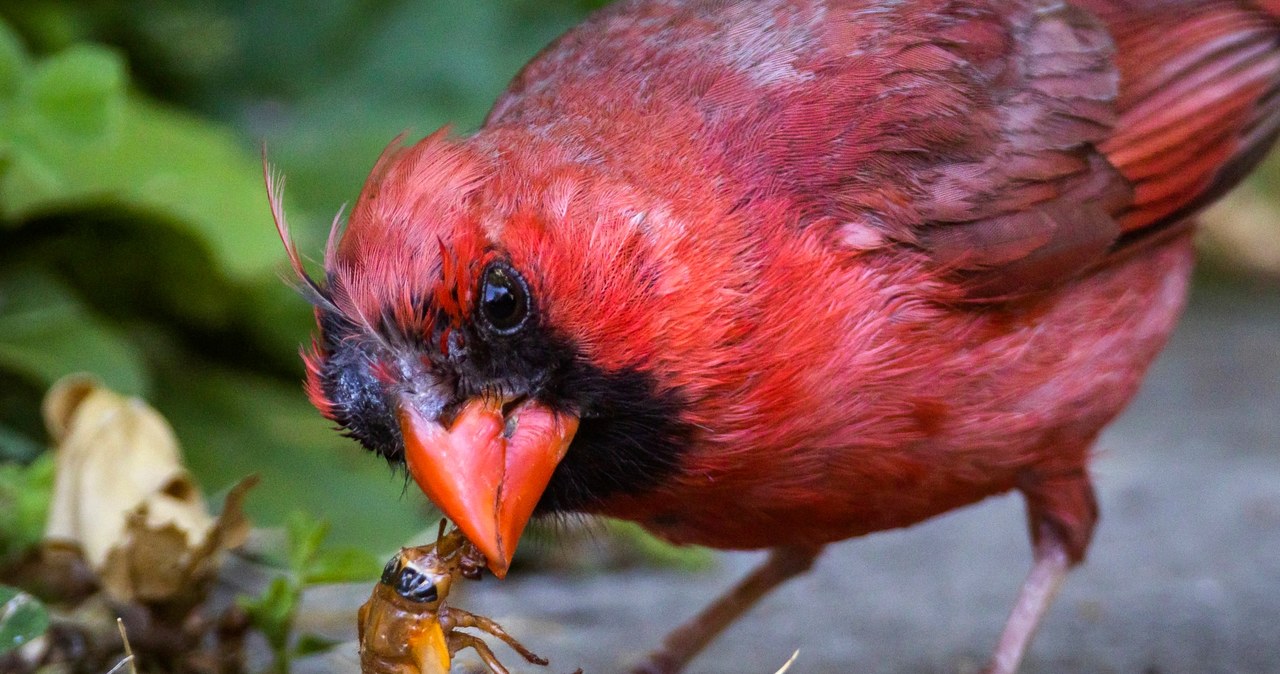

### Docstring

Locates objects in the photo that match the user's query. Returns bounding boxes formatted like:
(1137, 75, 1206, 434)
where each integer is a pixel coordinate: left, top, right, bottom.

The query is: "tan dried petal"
(43, 376, 213, 571)
(98, 476, 258, 607)
(100, 510, 192, 604)
(197, 476, 257, 558)
(41, 375, 257, 606)
(42, 375, 98, 442)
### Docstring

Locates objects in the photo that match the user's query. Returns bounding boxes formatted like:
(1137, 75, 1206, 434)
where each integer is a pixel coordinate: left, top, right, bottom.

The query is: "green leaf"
(238, 575, 299, 653)
(69, 0, 601, 246)
(303, 546, 381, 584)
(0, 372, 42, 461)
(0, 16, 297, 287)
(0, 423, 43, 463)
(2, 96, 283, 281)
(0, 18, 28, 103)
(0, 585, 49, 655)
(0, 267, 148, 395)
(27, 44, 124, 142)
(293, 632, 341, 657)
(0, 146, 63, 211)
(0, 452, 54, 563)
(285, 511, 329, 575)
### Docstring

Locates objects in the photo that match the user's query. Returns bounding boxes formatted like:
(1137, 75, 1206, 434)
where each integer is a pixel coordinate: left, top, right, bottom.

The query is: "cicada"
(357, 525, 549, 674)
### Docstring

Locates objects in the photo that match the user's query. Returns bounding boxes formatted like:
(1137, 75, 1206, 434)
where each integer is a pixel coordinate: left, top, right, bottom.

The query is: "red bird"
(271, 0, 1280, 671)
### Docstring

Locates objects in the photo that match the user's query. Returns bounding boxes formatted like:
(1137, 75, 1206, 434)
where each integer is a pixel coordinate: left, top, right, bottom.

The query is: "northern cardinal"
(269, 0, 1280, 671)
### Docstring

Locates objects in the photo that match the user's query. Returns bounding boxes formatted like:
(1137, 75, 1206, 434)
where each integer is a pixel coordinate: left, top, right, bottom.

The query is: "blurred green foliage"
(0, 0, 608, 557)
(239, 511, 379, 672)
(0, 584, 49, 655)
(0, 454, 53, 565)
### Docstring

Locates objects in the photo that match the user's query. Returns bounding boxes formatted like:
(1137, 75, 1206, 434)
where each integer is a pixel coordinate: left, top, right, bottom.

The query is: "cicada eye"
(478, 262, 530, 336)
(394, 566, 440, 604)
(380, 555, 400, 585)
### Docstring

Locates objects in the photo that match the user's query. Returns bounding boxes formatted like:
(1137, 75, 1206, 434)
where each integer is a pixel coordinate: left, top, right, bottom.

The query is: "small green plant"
(0, 453, 53, 565)
(238, 511, 380, 673)
(0, 584, 48, 656)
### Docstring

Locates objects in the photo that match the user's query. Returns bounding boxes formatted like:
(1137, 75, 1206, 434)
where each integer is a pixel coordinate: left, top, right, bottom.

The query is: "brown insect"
(358, 525, 549, 674)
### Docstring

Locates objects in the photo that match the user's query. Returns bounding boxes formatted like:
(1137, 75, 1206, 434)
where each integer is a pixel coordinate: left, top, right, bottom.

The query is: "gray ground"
(293, 280, 1280, 674)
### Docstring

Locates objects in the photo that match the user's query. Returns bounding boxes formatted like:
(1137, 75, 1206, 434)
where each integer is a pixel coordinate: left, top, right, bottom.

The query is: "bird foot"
(629, 652, 678, 674)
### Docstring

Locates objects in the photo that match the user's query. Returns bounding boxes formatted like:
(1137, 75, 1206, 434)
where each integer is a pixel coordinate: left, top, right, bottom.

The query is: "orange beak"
(399, 396, 577, 578)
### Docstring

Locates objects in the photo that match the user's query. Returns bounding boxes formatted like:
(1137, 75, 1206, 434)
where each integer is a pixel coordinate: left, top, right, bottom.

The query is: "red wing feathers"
(1086, 0, 1280, 233)
(911, 2, 1129, 298)
(853, 0, 1280, 299)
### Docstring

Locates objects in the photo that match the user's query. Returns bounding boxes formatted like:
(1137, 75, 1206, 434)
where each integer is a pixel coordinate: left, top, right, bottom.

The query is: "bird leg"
(632, 545, 823, 674)
(987, 469, 1098, 674)
(985, 532, 1071, 674)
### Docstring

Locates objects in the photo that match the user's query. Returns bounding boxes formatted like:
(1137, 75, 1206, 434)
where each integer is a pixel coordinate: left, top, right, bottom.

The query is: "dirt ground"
(291, 279, 1280, 674)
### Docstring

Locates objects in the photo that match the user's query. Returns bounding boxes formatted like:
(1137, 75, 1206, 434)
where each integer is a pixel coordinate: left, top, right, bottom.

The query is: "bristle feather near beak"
(325, 203, 347, 269)
(262, 144, 340, 314)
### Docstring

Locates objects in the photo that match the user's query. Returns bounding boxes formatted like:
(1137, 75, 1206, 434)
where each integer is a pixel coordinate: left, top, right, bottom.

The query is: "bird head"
(267, 131, 695, 577)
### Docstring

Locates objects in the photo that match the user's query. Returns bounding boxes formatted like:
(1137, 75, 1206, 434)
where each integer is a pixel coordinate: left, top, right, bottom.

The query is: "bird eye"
(478, 262, 530, 335)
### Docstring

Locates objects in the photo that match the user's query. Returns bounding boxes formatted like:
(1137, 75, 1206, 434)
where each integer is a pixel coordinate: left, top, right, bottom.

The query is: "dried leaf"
(40, 375, 256, 607)
(95, 476, 257, 608)
(99, 515, 196, 605)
